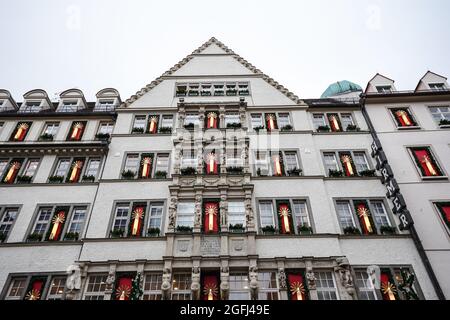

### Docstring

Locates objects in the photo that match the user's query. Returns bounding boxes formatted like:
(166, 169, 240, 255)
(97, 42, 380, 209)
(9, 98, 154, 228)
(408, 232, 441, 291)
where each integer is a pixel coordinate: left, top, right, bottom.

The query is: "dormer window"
(95, 99, 115, 111)
(58, 101, 78, 112)
(20, 101, 41, 113)
(429, 83, 446, 91)
(176, 84, 187, 97)
(376, 86, 393, 93)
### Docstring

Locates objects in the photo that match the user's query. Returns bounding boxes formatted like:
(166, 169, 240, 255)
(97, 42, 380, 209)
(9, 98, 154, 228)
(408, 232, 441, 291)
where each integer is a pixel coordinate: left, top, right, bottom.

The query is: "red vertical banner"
(327, 114, 342, 132)
(395, 110, 414, 127)
(24, 278, 45, 300)
(206, 112, 218, 129)
(70, 122, 85, 141)
(340, 153, 356, 176)
(206, 153, 218, 174)
(412, 149, 440, 176)
(46, 207, 69, 241)
(265, 114, 278, 131)
(380, 272, 397, 301)
(288, 273, 307, 300)
(354, 201, 375, 235)
(277, 203, 293, 234)
(3, 160, 22, 184)
(129, 205, 146, 237)
(139, 154, 153, 179)
(272, 153, 284, 176)
(115, 276, 133, 300)
(13, 123, 30, 141)
(148, 116, 159, 134)
(202, 274, 219, 300)
(68, 159, 84, 182)
(437, 203, 450, 229)
(204, 202, 219, 233)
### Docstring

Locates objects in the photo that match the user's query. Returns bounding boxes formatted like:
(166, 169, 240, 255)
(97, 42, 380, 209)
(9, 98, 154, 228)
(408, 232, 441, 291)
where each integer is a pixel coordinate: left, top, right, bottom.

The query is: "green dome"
(321, 80, 362, 98)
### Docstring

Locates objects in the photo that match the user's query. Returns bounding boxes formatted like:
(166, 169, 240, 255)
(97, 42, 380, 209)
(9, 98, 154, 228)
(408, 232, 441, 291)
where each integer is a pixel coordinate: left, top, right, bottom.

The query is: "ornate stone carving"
(249, 265, 259, 300)
(105, 270, 115, 293)
(220, 195, 228, 226)
(168, 196, 178, 229)
(161, 268, 172, 300)
(278, 268, 287, 290)
(64, 264, 81, 300)
(335, 257, 356, 298)
(305, 267, 316, 290)
(191, 266, 201, 300)
(245, 198, 255, 227)
(220, 266, 230, 300)
(194, 194, 202, 228)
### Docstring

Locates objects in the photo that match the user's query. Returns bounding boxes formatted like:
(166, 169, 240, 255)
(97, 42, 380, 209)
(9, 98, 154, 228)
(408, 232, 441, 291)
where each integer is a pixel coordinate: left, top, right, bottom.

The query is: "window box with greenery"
(147, 227, 160, 237)
(346, 124, 361, 132)
(253, 125, 265, 133)
(95, 133, 111, 140)
(39, 133, 54, 141)
(297, 224, 313, 235)
(227, 166, 243, 175)
(121, 170, 136, 180)
(64, 232, 79, 241)
(17, 175, 33, 183)
(343, 226, 361, 235)
(280, 124, 293, 132)
(261, 225, 277, 235)
(181, 167, 197, 175)
(226, 89, 237, 96)
(131, 127, 144, 134)
(0, 232, 7, 243)
(229, 224, 245, 233)
(188, 90, 199, 96)
(48, 175, 64, 183)
(380, 225, 396, 235)
(155, 171, 167, 179)
(159, 127, 172, 134)
(82, 175, 96, 182)
(226, 123, 242, 129)
(287, 168, 302, 176)
(317, 125, 330, 132)
(256, 168, 268, 177)
(439, 119, 450, 127)
(359, 169, 376, 177)
(110, 229, 124, 238)
(176, 226, 193, 233)
(184, 123, 195, 130)
(328, 169, 344, 177)
(27, 233, 43, 242)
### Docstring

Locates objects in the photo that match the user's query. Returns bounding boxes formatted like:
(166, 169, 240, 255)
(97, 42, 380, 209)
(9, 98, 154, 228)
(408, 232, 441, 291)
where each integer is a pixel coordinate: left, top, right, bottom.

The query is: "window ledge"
(420, 176, 448, 181)
(0, 240, 83, 247)
(313, 131, 370, 135)
(104, 178, 172, 183)
(0, 182, 99, 187)
(397, 126, 421, 130)
(324, 176, 381, 180)
(439, 125, 450, 129)
(338, 234, 410, 239)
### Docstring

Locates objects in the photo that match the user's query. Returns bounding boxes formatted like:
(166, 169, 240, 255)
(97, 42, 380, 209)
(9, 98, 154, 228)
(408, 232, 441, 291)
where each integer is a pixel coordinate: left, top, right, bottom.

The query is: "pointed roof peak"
(192, 37, 235, 55)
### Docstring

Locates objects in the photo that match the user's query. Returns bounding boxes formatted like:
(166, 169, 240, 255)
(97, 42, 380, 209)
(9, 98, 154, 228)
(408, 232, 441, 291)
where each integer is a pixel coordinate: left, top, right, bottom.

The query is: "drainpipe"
(359, 94, 445, 300)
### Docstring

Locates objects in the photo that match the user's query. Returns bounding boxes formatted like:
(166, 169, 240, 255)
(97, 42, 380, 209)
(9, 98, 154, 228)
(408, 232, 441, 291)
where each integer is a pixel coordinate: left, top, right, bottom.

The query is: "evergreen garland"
(130, 272, 144, 300)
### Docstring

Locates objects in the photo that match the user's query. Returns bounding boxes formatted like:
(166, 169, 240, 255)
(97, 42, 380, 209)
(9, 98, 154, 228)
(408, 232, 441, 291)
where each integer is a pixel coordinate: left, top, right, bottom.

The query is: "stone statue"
(105, 270, 115, 292)
(191, 266, 201, 300)
(249, 265, 259, 300)
(245, 198, 254, 227)
(168, 196, 177, 229)
(194, 194, 202, 227)
(278, 268, 287, 289)
(220, 195, 228, 226)
(65, 264, 81, 292)
(305, 266, 316, 290)
(220, 266, 230, 300)
(161, 268, 172, 300)
(335, 257, 356, 298)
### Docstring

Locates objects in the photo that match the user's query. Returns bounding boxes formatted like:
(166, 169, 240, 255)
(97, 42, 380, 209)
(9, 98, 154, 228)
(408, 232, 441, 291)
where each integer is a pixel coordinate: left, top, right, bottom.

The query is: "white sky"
(1, 0, 450, 102)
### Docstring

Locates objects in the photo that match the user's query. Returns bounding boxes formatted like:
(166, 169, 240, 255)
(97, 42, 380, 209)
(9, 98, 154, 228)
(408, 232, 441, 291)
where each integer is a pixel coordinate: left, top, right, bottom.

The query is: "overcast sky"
(1, 0, 450, 102)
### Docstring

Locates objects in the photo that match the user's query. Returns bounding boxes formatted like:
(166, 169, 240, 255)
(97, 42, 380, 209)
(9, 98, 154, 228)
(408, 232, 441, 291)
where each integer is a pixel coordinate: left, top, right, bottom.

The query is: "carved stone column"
(245, 191, 255, 231)
(64, 263, 82, 300)
(104, 263, 117, 300)
(198, 107, 205, 131)
(161, 267, 172, 300)
(277, 267, 288, 300)
(168, 194, 178, 232)
(178, 104, 186, 130)
(196, 139, 204, 175)
(219, 106, 225, 129)
(174, 143, 182, 175)
(239, 104, 247, 130)
(305, 261, 318, 300)
(194, 192, 203, 232)
(191, 266, 201, 300)
(249, 265, 259, 300)
(219, 193, 228, 231)
(220, 137, 227, 174)
(334, 257, 357, 300)
(220, 265, 230, 300)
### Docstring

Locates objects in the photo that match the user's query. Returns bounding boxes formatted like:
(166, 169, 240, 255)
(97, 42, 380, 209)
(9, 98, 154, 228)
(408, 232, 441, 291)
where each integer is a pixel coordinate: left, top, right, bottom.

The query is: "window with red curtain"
(10, 122, 32, 142)
(287, 273, 307, 300)
(327, 113, 342, 132)
(276, 201, 294, 234)
(206, 112, 218, 129)
(203, 202, 219, 233)
(380, 270, 399, 301)
(114, 274, 134, 300)
(391, 108, 417, 127)
(128, 203, 147, 237)
(339, 152, 357, 177)
(45, 206, 70, 241)
(353, 200, 376, 235)
(436, 202, 450, 230)
(205, 152, 218, 175)
(67, 121, 86, 141)
(23, 277, 47, 300)
(202, 273, 220, 300)
(410, 147, 443, 177)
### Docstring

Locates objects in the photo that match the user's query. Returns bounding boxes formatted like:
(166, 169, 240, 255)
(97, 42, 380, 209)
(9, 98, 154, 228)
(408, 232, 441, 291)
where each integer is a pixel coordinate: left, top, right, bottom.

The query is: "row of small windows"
(175, 82, 250, 97)
(375, 82, 447, 93)
(0, 99, 117, 114)
(2, 267, 422, 300)
(2, 199, 449, 243)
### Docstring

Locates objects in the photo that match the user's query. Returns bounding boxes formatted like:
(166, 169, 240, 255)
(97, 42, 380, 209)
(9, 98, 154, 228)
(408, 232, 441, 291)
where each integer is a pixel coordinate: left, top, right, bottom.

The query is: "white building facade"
(0, 38, 442, 301)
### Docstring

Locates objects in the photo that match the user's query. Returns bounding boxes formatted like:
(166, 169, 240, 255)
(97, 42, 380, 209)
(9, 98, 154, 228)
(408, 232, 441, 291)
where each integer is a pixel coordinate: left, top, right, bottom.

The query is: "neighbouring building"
(0, 38, 444, 301)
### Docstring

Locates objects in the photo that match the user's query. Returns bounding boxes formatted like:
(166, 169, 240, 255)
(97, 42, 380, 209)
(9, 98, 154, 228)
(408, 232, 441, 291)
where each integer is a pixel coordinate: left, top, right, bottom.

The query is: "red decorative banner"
(380, 272, 397, 301)
(340, 154, 355, 176)
(3, 161, 21, 183)
(265, 114, 277, 131)
(288, 273, 306, 300)
(130, 206, 145, 236)
(204, 202, 219, 233)
(412, 149, 439, 176)
(356, 202, 374, 235)
(206, 153, 218, 174)
(278, 203, 292, 234)
(202, 274, 219, 300)
(441, 205, 450, 224)
(14, 123, 30, 141)
(24, 279, 45, 300)
(206, 112, 218, 129)
(115, 276, 132, 300)
(68, 160, 84, 182)
(70, 122, 84, 141)
(140, 156, 152, 178)
(328, 114, 341, 132)
(48, 210, 67, 241)
(148, 116, 158, 134)
(395, 110, 413, 127)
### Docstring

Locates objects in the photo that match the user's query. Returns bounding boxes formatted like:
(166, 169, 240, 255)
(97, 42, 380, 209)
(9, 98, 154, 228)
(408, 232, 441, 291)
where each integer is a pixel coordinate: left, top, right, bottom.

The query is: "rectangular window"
(84, 275, 107, 300)
(323, 152, 339, 174)
(228, 201, 246, 227)
(429, 83, 446, 91)
(42, 122, 60, 137)
(154, 154, 169, 175)
(181, 150, 196, 169)
(277, 113, 291, 129)
(5, 277, 27, 300)
(66, 121, 86, 141)
(390, 108, 418, 128)
(255, 151, 269, 176)
(133, 116, 146, 132)
(409, 147, 444, 177)
(32, 207, 53, 236)
(225, 112, 240, 126)
(112, 204, 130, 233)
(259, 201, 275, 228)
(53, 158, 71, 178)
(376, 86, 392, 93)
(229, 273, 250, 300)
(355, 270, 377, 300)
(0, 159, 8, 178)
(22, 158, 40, 178)
(0, 207, 19, 240)
(429, 106, 450, 125)
(148, 202, 164, 232)
(20, 101, 42, 113)
(98, 122, 114, 135)
(251, 114, 264, 129)
(51, 157, 90, 182)
(143, 273, 162, 300)
(46, 276, 66, 300)
(258, 272, 279, 300)
(95, 99, 116, 111)
(84, 158, 101, 178)
(353, 152, 370, 173)
(10, 122, 32, 141)
(171, 273, 191, 300)
(284, 151, 299, 173)
(58, 100, 78, 112)
(370, 200, 391, 228)
(184, 114, 199, 126)
(316, 271, 338, 300)
(336, 201, 356, 230)
(160, 115, 174, 129)
(123, 154, 139, 174)
(435, 202, 450, 231)
(176, 202, 195, 228)
(313, 114, 327, 130)
(341, 113, 354, 130)
(292, 200, 310, 228)
(67, 207, 87, 235)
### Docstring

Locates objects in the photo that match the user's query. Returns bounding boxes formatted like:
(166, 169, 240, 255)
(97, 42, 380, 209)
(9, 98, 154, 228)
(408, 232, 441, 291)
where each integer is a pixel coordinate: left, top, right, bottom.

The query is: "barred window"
(46, 276, 66, 300)
(5, 278, 26, 300)
(143, 273, 162, 300)
(171, 273, 191, 300)
(84, 275, 107, 300)
(355, 270, 377, 300)
(316, 271, 338, 300)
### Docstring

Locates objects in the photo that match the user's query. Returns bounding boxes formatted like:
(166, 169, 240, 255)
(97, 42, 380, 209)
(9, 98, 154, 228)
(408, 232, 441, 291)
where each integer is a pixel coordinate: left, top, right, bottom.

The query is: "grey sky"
(1, 0, 450, 102)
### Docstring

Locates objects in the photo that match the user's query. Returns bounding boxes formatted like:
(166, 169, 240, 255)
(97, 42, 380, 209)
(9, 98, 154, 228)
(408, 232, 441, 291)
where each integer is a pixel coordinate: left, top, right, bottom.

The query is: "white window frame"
(42, 122, 60, 137)
(227, 200, 246, 227)
(46, 276, 66, 300)
(0, 207, 19, 240)
(83, 274, 107, 300)
(171, 273, 191, 300)
(4, 277, 27, 300)
(148, 202, 164, 232)
(143, 273, 162, 300)
(229, 273, 250, 300)
(258, 271, 279, 300)
(315, 271, 339, 300)
(176, 202, 195, 228)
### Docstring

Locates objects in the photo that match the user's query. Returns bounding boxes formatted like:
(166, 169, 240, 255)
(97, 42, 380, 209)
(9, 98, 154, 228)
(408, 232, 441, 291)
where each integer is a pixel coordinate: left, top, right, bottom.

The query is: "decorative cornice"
(121, 37, 302, 107)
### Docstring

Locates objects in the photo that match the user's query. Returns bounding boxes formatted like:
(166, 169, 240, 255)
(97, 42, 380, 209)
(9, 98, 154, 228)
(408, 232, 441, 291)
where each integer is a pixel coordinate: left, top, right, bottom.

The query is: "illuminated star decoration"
(203, 283, 218, 300)
(381, 281, 397, 300)
(289, 281, 305, 300)
(357, 207, 373, 233)
(278, 206, 292, 233)
(116, 285, 131, 300)
(25, 289, 41, 300)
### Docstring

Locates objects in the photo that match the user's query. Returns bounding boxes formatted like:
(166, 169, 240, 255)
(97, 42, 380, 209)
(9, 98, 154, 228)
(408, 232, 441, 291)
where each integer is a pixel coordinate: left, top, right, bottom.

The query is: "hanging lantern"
(273, 155, 282, 176)
(396, 110, 412, 126)
(14, 123, 29, 141)
(207, 112, 217, 129)
(131, 207, 144, 236)
(70, 122, 84, 140)
(141, 157, 152, 178)
(290, 281, 305, 300)
(148, 116, 158, 133)
(4, 161, 21, 183)
(421, 155, 437, 176)
(341, 155, 354, 176)
(69, 161, 83, 182)
(357, 205, 373, 234)
(329, 115, 341, 131)
(48, 211, 66, 240)
(205, 203, 218, 232)
(278, 205, 292, 234)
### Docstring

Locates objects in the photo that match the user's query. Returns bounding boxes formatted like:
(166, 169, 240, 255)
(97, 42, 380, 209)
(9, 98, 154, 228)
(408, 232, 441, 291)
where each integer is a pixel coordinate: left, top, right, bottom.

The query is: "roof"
(320, 80, 362, 98)
(414, 71, 448, 92)
(122, 37, 302, 107)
